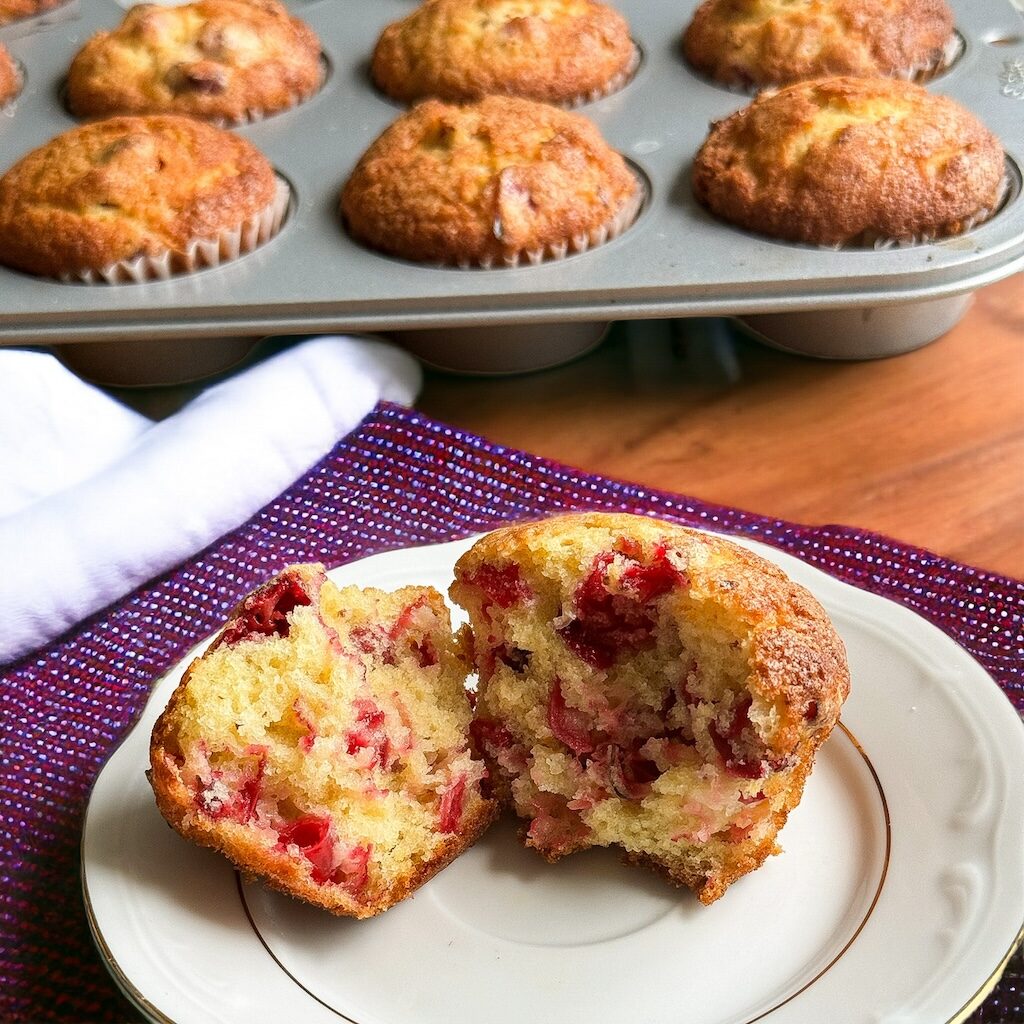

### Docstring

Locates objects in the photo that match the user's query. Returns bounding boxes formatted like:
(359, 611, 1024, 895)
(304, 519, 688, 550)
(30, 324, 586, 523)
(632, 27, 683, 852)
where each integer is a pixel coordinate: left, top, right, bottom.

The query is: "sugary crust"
(66, 0, 322, 124)
(0, 44, 19, 106)
(0, 115, 276, 277)
(341, 95, 639, 265)
(683, 0, 956, 88)
(0, 0, 63, 26)
(149, 726, 499, 919)
(454, 511, 850, 755)
(372, 0, 635, 105)
(692, 76, 1005, 246)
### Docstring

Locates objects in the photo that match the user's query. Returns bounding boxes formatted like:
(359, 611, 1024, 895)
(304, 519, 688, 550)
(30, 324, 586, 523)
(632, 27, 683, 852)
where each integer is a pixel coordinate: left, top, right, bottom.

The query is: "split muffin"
(372, 0, 637, 106)
(683, 0, 958, 90)
(67, 0, 323, 124)
(451, 513, 850, 905)
(150, 564, 497, 919)
(0, 44, 20, 107)
(692, 76, 1005, 246)
(0, 115, 287, 282)
(341, 95, 641, 267)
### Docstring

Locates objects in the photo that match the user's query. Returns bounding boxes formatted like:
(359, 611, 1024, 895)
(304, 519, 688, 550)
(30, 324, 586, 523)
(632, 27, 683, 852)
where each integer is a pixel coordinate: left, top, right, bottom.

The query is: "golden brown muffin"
(0, 0, 63, 26)
(692, 76, 1005, 246)
(450, 513, 850, 905)
(341, 95, 641, 267)
(67, 0, 323, 124)
(683, 0, 957, 89)
(0, 45, 20, 107)
(0, 115, 285, 281)
(372, 0, 637, 106)
(150, 564, 497, 919)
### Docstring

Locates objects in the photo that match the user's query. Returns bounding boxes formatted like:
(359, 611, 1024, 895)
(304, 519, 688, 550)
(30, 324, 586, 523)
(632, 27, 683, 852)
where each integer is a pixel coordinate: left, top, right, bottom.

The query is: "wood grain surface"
(419, 274, 1024, 579)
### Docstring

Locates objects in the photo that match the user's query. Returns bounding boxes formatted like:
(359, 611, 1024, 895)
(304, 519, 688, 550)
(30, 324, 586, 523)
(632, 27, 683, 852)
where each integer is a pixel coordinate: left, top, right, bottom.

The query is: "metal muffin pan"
(0, 0, 1021, 361)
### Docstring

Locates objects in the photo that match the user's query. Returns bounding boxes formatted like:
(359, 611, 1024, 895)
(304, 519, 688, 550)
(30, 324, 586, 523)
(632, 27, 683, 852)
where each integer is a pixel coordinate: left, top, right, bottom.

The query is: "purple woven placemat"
(2, 401, 1021, 1023)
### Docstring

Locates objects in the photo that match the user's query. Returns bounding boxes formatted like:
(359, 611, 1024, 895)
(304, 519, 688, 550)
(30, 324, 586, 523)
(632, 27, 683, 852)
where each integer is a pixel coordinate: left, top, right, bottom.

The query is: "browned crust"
(692, 76, 1005, 246)
(340, 95, 638, 266)
(150, 727, 499, 918)
(0, 114, 276, 277)
(66, 0, 323, 124)
(0, 44, 19, 106)
(683, 0, 955, 88)
(0, 0, 63, 26)
(371, 0, 635, 105)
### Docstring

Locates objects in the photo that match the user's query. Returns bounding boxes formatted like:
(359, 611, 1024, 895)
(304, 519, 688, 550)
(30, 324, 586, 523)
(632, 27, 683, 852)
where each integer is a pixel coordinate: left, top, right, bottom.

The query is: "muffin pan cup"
(0, 0, 1021, 366)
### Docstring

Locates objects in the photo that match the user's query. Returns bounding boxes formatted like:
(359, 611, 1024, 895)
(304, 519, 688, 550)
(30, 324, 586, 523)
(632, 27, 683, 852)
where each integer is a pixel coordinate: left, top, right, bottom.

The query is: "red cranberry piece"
(547, 679, 595, 755)
(470, 718, 515, 754)
(332, 843, 372, 891)
(463, 563, 532, 610)
(711, 695, 766, 778)
(199, 750, 266, 823)
(217, 574, 313, 648)
(438, 774, 467, 833)
(292, 700, 317, 753)
(412, 637, 439, 667)
(277, 814, 336, 884)
(619, 542, 686, 603)
(804, 700, 819, 722)
(345, 698, 392, 770)
(739, 790, 766, 805)
(596, 743, 661, 800)
(389, 595, 432, 638)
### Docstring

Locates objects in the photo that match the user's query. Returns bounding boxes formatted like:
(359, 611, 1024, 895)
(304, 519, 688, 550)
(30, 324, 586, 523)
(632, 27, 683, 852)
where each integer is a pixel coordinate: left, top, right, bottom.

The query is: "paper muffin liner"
(563, 43, 642, 108)
(833, 170, 1013, 251)
(462, 172, 645, 270)
(64, 175, 290, 285)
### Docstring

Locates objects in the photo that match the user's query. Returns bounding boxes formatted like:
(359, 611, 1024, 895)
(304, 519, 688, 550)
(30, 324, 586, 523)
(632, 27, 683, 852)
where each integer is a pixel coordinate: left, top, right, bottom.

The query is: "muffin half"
(372, 0, 637, 106)
(0, 114, 287, 282)
(341, 95, 641, 267)
(451, 513, 850, 905)
(150, 564, 498, 919)
(67, 0, 323, 124)
(683, 0, 958, 90)
(692, 76, 1005, 246)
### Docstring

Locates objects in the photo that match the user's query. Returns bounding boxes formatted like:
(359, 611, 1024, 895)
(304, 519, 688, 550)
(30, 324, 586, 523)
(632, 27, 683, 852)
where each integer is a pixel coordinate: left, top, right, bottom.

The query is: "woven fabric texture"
(1, 402, 1021, 1023)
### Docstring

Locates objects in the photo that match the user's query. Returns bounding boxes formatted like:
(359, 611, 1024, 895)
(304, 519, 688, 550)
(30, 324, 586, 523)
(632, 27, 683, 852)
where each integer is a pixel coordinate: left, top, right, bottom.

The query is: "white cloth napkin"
(0, 336, 421, 666)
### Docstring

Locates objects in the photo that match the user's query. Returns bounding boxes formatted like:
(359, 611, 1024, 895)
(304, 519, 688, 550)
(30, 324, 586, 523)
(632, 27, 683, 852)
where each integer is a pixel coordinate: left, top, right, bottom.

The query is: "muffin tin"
(0, 0, 1021, 362)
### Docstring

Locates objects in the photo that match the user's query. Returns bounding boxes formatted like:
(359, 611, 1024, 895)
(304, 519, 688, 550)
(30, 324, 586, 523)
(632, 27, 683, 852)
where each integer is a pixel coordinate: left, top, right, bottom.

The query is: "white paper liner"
(712, 30, 965, 95)
(458, 172, 646, 270)
(63, 174, 290, 285)
(829, 170, 1013, 251)
(0, 56, 24, 116)
(0, 0, 78, 40)
(563, 43, 641, 108)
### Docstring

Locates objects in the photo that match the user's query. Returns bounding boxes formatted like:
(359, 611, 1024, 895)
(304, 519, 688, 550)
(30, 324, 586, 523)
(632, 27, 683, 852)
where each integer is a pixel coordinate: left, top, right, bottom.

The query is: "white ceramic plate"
(82, 535, 1024, 1024)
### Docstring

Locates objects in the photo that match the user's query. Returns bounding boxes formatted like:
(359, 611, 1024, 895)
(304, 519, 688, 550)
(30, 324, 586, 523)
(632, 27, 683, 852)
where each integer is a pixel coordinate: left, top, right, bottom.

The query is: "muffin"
(372, 0, 637, 106)
(341, 95, 641, 268)
(150, 564, 498, 919)
(0, 114, 288, 282)
(0, 0, 64, 26)
(67, 0, 323, 125)
(450, 513, 850, 905)
(692, 76, 1006, 246)
(683, 0, 958, 90)
(0, 45, 20, 107)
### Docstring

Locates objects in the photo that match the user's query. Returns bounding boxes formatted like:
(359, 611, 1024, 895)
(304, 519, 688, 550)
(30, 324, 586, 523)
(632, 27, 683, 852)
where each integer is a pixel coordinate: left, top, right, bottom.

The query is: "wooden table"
(418, 274, 1024, 579)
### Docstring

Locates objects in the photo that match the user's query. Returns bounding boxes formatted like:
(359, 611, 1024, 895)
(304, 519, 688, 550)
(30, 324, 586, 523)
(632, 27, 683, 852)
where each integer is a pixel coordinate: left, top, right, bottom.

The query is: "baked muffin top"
(0, 115, 277, 277)
(692, 76, 1005, 246)
(372, 0, 636, 105)
(67, 0, 323, 124)
(0, 0, 63, 26)
(341, 95, 639, 266)
(0, 44, 19, 107)
(683, 0, 956, 89)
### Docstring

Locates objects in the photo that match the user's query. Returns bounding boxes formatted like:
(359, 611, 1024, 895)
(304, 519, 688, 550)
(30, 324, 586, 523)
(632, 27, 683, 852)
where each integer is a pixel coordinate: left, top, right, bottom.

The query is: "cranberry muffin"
(0, 115, 286, 282)
(150, 564, 497, 918)
(372, 0, 637, 106)
(692, 76, 1005, 246)
(683, 0, 957, 89)
(451, 513, 850, 905)
(67, 0, 323, 124)
(341, 95, 641, 267)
